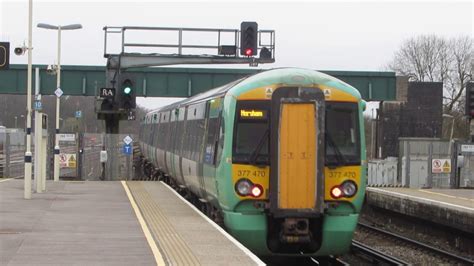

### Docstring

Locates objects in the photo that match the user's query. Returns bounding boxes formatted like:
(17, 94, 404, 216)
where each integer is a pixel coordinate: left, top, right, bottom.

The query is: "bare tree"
(446, 36, 473, 111)
(388, 34, 472, 112)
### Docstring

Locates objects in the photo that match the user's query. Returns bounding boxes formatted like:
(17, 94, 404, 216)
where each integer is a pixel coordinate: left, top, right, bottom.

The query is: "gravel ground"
(354, 226, 464, 265)
(353, 204, 474, 265)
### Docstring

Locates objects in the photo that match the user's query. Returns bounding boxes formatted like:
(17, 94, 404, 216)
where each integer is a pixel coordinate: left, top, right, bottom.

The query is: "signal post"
(467, 82, 474, 142)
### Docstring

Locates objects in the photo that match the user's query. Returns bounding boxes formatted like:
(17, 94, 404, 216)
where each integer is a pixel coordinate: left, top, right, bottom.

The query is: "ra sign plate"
(100, 88, 115, 98)
(55, 88, 63, 98)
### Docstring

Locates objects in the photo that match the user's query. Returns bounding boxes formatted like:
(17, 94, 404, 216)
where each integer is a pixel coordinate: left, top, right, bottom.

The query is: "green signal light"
(123, 87, 132, 94)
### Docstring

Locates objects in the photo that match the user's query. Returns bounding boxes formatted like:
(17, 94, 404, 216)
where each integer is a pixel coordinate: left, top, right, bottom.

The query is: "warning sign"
(265, 87, 273, 99)
(59, 153, 77, 168)
(59, 154, 68, 168)
(323, 88, 331, 98)
(432, 159, 451, 174)
(68, 154, 76, 168)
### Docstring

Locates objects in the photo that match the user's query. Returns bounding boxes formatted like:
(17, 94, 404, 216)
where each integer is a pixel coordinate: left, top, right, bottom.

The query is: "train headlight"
(341, 181, 358, 197)
(330, 186, 343, 199)
(250, 184, 263, 198)
(235, 179, 253, 196)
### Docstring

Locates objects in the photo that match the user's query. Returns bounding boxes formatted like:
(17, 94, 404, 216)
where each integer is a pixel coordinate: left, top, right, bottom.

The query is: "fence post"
(427, 142, 433, 188)
(5, 132, 11, 178)
(452, 141, 459, 188)
(406, 140, 410, 188)
(0, 137, 4, 178)
(77, 133, 83, 180)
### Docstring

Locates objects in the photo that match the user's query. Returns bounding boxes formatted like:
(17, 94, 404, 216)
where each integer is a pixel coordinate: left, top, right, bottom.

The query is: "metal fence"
(0, 129, 27, 179)
(0, 131, 135, 181)
(367, 157, 398, 186)
(80, 133, 104, 180)
(399, 138, 452, 188)
(454, 142, 474, 188)
(58, 133, 79, 179)
(80, 133, 135, 181)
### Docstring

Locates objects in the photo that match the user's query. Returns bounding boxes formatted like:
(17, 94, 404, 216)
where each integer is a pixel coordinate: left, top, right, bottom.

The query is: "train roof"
(145, 67, 361, 117)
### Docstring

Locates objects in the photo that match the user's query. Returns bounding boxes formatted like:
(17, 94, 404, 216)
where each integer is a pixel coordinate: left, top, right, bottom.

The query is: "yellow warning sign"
(68, 154, 76, 168)
(442, 160, 451, 173)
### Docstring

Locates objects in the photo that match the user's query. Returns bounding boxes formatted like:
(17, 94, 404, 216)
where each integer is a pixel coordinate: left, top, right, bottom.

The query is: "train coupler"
(279, 218, 311, 244)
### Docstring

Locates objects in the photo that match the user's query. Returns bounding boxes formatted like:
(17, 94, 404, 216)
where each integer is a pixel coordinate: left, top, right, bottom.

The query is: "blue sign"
(75, 110, 82, 118)
(34, 100, 42, 111)
(122, 144, 132, 155)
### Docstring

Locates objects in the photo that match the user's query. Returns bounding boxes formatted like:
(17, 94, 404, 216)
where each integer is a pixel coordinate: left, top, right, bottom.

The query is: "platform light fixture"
(37, 22, 82, 182)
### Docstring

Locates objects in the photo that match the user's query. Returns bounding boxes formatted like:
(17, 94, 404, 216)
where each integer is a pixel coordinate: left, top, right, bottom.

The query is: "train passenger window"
(232, 100, 270, 165)
(215, 118, 225, 166)
(325, 102, 361, 166)
(204, 98, 223, 165)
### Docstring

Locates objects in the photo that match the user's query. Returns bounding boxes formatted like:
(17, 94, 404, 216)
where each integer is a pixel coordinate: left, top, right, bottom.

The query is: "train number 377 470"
(327, 171, 356, 178)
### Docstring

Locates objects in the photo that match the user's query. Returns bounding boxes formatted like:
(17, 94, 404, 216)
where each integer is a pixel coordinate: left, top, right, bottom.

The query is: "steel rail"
(358, 222, 474, 265)
(351, 240, 409, 265)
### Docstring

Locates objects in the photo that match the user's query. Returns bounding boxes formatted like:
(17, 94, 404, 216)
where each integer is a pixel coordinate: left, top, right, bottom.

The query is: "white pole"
(53, 26, 61, 182)
(24, 0, 33, 199)
(34, 67, 42, 193)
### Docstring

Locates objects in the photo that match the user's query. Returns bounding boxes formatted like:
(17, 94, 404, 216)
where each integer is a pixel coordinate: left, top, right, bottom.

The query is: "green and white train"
(139, 67, 366, 257)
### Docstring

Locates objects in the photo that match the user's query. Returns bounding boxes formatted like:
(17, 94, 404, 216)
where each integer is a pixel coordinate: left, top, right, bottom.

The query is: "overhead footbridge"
(0, 64, 396, 100)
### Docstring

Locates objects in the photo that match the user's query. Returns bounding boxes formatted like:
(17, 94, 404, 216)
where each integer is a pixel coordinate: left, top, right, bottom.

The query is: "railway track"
(351, 240, 408, 265)
(357, 222, 474, 265)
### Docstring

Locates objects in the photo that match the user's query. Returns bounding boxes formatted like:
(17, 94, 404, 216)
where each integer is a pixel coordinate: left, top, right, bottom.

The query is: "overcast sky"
(1, 0, 472, 109)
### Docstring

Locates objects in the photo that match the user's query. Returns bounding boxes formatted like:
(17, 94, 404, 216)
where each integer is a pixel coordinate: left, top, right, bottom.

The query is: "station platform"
(0, 179, 263, 265)
(366, 187, 474, 234)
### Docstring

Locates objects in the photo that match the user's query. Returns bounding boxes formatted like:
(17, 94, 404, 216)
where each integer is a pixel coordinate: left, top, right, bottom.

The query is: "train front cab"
(223, 85, 365, 256)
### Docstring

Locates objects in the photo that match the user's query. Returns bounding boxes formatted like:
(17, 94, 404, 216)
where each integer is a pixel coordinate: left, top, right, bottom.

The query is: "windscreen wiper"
(325, 133, 346, 168)
(249, 128, 269, 165)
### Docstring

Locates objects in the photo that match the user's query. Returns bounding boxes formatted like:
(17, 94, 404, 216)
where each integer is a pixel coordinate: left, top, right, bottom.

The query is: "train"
(138, 67, 366, 257)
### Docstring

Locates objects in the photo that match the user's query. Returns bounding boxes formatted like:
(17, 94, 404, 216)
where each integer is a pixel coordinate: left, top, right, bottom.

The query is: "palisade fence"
(399, 138, 452, 188)
(0, 129, 28, 179)
(455, 141, 474, 188)
(0, 130, 136, 181)
(80, 133, 136, 181)
(368, 138, 474, 189)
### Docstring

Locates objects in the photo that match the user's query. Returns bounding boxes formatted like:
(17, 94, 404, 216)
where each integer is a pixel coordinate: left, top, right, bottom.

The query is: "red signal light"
(250, 184, 263, 198)
(245, 48, 253, 56)
(330, 186, 343, 199)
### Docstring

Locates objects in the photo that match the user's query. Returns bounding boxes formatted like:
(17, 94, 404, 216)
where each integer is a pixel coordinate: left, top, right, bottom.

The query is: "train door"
(269, 87, 325, 216)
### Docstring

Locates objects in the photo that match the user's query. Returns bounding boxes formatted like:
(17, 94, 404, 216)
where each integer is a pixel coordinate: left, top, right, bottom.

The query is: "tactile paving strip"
(127, 181, 200, 266)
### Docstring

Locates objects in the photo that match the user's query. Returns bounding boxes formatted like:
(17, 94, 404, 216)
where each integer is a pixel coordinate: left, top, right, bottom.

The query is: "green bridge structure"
(0, 64, 396, 101)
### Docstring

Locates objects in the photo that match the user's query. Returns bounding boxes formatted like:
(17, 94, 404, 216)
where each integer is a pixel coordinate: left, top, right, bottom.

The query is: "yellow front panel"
(279, 103, 317, 209)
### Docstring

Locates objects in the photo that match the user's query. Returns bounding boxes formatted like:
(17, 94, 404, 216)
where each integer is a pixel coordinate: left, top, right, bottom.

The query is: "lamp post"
(37, 23, 82, 182)
(24, 0, 33, 199)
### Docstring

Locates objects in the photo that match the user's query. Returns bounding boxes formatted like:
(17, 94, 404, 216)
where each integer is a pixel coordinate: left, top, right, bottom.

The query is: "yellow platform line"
(121, 181, 166, 266)
(418, 189, 474, 202)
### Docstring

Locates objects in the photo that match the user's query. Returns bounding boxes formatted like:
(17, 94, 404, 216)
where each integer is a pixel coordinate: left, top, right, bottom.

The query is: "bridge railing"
(103, 25, 275, 63)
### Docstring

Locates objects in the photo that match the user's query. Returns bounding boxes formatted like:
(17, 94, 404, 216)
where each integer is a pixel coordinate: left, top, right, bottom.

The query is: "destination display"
(239, 109, 267, 119)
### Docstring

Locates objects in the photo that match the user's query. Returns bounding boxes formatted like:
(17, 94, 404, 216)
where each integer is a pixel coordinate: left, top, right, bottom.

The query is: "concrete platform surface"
(0, 179, 264, 266)
(126, 181, 263, 266)
(0, 179, 154, 265)
(366, 187, 474, 234)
